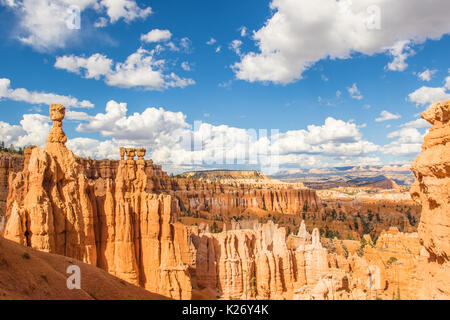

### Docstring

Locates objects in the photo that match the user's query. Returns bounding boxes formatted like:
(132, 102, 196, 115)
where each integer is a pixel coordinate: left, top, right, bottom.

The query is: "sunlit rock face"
(410, 99, 450, 299)
(191, 220, 330, 300)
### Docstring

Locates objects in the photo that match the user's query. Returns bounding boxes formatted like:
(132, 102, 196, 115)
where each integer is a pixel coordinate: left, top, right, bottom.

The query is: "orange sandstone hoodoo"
(4, 104, 192, 299)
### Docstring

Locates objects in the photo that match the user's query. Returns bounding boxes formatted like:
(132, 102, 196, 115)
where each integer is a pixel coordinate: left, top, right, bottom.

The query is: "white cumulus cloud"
(94, 17, 108, 28)
(375, 110, 401, 122)
(140, 29, 172, 43)
(67, 100, 380, 168)
(239, 26, 247, 37)
(76, 100, 191, 143)
(232, 0, 450, 84)
(181, 62, 191, 71)
(0, 77, 94, 108)
(417, 69, 437, 81)
(206, 37, 217, 45)
(1, 0, 151, 51)
(402, 118, 430, 129)
(54, 53, 113, 79)
(0, 98, 384, 171)
(383, 127, 425, 156)
(409, 86, 450, 106)
(271, 117, 379, 156)
(0, 113, 50, 147)
(55, 48, 195, 91)
(99, 0, 151, 23)
(386, 40, 414, 72)
(229, 39, 243, 56)
(67, 137, 119, 159)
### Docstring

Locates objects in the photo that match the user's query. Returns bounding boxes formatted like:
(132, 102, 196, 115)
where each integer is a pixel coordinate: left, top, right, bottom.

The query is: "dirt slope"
(0, 237, 169, 300)
(361, 178, 401, 190)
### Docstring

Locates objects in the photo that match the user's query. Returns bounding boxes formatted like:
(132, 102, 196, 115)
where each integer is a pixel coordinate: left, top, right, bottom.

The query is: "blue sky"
(0, 0, 449, 173)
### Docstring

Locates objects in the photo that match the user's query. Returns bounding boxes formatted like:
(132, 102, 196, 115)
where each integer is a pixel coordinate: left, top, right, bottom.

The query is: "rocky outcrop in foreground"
(410, 99, 450, 299)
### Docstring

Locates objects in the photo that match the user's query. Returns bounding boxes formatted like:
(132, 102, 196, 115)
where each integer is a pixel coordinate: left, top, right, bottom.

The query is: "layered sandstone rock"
(191, 220, 330, 299)
(171, 181, 321, 217)
(306, 198, 420, 240)
(192, 219, 420, 300)
(410, 99, 450, 299)
(2, 104, 324, 300)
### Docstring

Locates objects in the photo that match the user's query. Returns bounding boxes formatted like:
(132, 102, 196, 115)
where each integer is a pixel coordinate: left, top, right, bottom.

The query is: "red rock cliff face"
(3, 105, 192, 299)
(191, 220, 329, 299)
(410, 99, 450, 299)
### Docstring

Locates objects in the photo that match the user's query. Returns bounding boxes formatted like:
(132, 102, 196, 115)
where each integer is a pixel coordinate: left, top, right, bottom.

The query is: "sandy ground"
(0, 237, 170, 300)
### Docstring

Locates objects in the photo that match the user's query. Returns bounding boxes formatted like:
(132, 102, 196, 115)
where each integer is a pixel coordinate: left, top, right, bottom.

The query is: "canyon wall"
(410, 99, 450, 299)
(191, 219, 427, 300)
(171, 182, 320, 217)
(191, 220, 332, 299)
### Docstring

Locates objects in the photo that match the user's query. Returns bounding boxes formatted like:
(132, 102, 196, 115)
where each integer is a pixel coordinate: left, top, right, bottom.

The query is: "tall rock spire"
(46, 104, 67, 145)
(410, 99, 450, 299)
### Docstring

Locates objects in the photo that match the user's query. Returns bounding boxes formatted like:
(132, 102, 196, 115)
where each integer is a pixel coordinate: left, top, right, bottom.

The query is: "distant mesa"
(180, 169, 269, 179)
(178, 169, 306, 189)
(358, 178, 401, 190)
